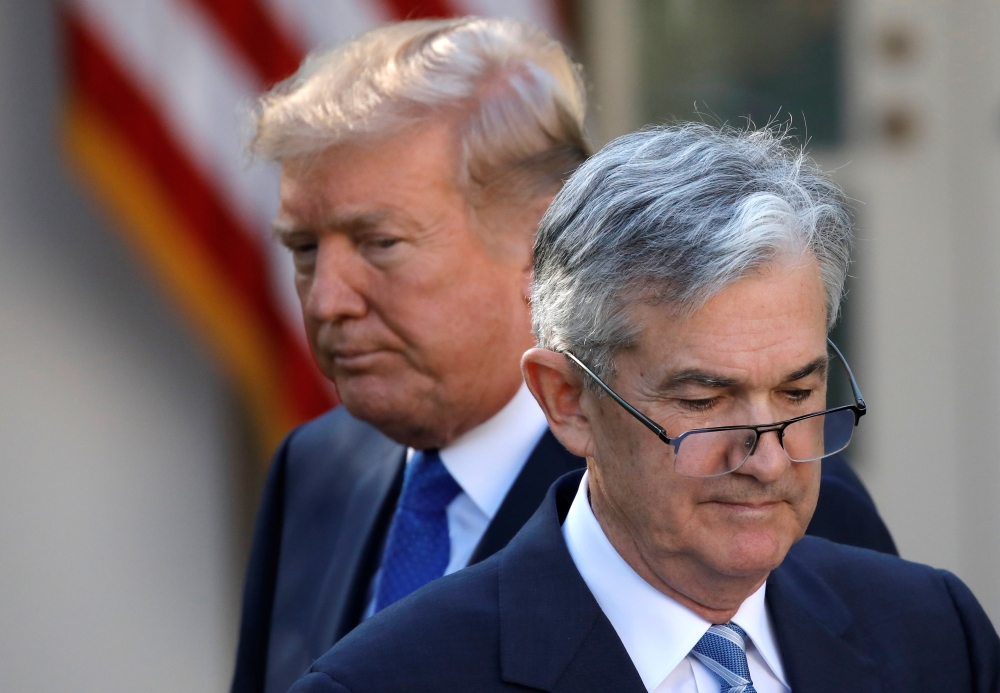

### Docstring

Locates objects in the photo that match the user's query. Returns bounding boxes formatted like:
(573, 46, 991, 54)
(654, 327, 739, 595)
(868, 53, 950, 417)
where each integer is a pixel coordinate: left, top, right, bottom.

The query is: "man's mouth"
(330, 349, 390, 370)
(707, 499, 784, 512)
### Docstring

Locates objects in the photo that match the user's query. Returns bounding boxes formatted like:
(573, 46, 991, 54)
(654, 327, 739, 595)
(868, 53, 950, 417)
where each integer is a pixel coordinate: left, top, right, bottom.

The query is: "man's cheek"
(295, 274, 313, 305)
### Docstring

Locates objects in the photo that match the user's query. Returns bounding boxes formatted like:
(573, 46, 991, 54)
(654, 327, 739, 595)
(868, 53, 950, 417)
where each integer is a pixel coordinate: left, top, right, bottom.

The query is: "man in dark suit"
(233, 20, 895, 693)
(288, 124, 996, 692)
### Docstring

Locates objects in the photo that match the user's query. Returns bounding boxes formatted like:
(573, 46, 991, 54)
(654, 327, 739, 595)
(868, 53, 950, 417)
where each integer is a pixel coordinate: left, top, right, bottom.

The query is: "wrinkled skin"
(275, 123, 540, 448)
(523, 258, 827, 623)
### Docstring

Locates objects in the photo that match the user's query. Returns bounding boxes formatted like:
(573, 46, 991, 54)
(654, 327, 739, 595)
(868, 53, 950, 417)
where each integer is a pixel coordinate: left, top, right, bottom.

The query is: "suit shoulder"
(785, 536, 979, 618)
(307, 558, 503, 690)
(328, 557, 500, 654)
(783, 537, 1000, 689)
(289, 671, 353, 693)
(789, 535, 935, 583)
(281, 406, 403, 475)
(286, 406, 379, 454)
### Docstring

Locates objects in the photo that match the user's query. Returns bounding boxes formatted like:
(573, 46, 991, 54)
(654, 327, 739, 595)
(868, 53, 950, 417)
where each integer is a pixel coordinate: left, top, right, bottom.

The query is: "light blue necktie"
(691, 623, 759, 693)
(373, 449, 461, 612)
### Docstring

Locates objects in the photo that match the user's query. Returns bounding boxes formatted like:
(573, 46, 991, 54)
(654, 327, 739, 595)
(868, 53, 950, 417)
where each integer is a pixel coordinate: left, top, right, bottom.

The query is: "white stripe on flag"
(72, 0, 279, 235)
(454, 0, 562, 37)
(262, 0, 388, 51)
(70, 0, 307, 333)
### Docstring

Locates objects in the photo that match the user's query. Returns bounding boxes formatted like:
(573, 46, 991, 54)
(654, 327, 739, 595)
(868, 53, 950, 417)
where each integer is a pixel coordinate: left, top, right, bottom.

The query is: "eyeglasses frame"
(561, 338, 867, 471)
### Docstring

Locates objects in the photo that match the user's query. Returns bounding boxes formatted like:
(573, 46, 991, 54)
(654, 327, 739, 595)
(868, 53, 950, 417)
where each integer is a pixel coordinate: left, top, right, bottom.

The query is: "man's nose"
(740, 428, 791, 482)
(303, 237, 367, 322)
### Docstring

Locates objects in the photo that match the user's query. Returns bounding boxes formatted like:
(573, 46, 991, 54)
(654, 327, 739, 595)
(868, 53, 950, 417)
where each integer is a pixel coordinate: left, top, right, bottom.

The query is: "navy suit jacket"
(291, 470, 999, 693)
(232, 406, 897, 693)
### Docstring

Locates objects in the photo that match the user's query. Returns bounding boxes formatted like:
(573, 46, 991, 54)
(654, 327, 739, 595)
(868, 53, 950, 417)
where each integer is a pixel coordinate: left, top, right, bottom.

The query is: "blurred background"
(1, 0, 998, 690)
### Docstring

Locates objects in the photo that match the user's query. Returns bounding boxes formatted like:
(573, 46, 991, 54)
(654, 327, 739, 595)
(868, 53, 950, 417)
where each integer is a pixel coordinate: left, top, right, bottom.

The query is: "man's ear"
(521, 348, 594, 459)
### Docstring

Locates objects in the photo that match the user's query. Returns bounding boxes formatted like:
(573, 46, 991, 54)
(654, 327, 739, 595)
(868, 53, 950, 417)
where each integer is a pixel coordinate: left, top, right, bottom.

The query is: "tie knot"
(691, 623, 757, 693)
(398, 450, 462, 514)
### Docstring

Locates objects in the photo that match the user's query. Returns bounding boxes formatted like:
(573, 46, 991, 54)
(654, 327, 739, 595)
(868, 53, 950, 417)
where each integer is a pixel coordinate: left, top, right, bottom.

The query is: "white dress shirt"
(562, 472, 791, 693)
(363, 382, 549, 618)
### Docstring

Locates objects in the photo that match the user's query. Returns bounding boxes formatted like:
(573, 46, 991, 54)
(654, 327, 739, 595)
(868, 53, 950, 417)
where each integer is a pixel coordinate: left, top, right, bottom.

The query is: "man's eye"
(782, 389, 812, 403)
(371, 237, 399, 249)
(289, 243, 317, 269)
(679, 398, 719, 412)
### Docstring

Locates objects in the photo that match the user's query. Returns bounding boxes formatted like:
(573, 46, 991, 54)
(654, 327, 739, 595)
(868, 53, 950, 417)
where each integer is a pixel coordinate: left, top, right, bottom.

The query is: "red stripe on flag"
(184, 0, 305, 85)
(551, 0, 578, 45)
(65, 11, 333, 427)
(381, 0, 457, 20)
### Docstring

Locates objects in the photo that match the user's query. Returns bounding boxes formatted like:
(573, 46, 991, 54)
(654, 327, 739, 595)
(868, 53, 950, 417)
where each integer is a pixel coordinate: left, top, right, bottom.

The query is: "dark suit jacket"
(231, 406, 897, 693)
(291, 470, 999, 693)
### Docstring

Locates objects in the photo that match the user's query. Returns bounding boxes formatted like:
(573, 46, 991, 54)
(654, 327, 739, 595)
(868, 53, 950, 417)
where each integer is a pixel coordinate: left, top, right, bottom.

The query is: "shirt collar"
(731, 579, 788, 687)
(562, 472, 787, 691)
(417, 382, 549, 520)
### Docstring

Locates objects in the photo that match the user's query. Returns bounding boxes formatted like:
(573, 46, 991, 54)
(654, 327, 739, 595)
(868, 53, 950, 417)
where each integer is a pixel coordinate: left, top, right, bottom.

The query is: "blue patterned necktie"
(374, 449, 462, 612)
(691, 623, 759, 693)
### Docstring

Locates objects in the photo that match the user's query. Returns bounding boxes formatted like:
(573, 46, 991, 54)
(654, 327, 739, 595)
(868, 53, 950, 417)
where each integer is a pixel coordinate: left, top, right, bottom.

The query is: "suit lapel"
(767, 549, 882, 693)
(550, 616, 647, 693)
(309, 427, 581, 654)
(498, 470, 646, 693)
(470, 430, 585, 564)
(233, 435, 291, 693)
(307, 436, 405, 654)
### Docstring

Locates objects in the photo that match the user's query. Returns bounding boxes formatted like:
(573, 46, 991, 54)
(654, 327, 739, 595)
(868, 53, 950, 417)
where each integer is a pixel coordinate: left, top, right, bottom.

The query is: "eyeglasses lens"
(674, 408, 856, 477)
(674, 428, 758, 477)
(781, 408, 855, 462)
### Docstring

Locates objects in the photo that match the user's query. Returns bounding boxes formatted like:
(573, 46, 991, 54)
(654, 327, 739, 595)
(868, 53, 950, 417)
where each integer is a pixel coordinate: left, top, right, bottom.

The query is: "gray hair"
(532, 123, 853, 384)
(252, 17, 588, 209)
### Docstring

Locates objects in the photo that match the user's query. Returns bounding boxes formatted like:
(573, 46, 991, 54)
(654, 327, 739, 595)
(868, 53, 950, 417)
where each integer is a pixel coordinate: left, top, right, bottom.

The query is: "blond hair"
(252, 17, 589, 209)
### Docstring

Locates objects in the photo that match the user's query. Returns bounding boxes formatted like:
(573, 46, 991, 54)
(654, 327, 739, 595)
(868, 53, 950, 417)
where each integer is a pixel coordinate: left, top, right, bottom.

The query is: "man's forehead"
(279, 122, 461, 190)
(275, 134, 464, 233)
(274, 161, 420, 235)
(623, 298, 828, 389)
(640, 318, 828, 372)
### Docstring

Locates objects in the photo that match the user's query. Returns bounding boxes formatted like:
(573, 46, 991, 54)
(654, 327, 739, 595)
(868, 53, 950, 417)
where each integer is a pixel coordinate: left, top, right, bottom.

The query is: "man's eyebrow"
(658, 356, 830, 391)
(661, 370, 741, 390)
(271, 212, 389, 240)
(783, 357, 829, 383)
(271, 218, 295, 238)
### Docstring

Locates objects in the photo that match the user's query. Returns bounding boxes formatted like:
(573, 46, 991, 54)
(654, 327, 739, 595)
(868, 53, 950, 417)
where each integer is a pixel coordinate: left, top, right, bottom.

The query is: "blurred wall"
(580, 0, 1000, 623)
(0, 2, 241, 692)
(842, 0, 1000, 623)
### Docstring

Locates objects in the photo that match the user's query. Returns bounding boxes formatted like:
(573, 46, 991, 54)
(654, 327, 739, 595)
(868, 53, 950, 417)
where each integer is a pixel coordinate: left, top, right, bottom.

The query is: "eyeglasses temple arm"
(561, 351, 673, 444)
(827, 338, 867, 412)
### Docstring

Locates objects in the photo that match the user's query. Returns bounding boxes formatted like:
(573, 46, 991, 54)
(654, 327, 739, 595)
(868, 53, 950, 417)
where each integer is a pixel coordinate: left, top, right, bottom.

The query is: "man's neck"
(398, 372, 529, 450)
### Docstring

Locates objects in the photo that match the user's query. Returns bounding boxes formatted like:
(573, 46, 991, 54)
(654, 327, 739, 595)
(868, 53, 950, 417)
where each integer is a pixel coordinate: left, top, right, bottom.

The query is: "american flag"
(62, 1, 569, 461)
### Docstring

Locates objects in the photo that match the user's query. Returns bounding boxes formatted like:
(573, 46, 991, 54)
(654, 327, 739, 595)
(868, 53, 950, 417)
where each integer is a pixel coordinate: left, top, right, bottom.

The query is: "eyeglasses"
(562, 338, 867, 478)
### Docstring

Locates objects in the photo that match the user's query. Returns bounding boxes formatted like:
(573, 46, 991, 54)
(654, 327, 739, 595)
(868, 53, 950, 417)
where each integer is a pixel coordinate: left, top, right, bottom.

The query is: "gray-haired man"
(287, 124, 996, 693)
(233, 19, 896, 693)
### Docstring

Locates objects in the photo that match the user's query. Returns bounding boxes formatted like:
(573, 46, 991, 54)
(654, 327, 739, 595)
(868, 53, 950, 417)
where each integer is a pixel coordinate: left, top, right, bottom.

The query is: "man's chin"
(337, 376, 404, 418)
(711, 529, 794, 577)
(334, 376, 442, 447)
